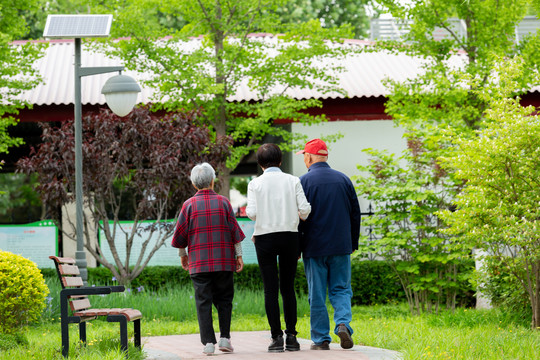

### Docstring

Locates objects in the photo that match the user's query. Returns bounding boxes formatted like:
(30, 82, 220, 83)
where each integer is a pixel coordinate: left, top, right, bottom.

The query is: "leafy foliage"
(89, 0, 355, 194)
(0, 332, 28, 351)
(40, 260, 458, 306)
(274, 0, 372, 38)
(17, 107, 232, 285)
(355, 138, 472, 314)
(358, 0, 540, 315)
(0, 0, 44, 167)
(0, 250, 49, 334)
(375, 0, 538, 134)
(439, 59, 540, 328)
(0, 173, 42, 224)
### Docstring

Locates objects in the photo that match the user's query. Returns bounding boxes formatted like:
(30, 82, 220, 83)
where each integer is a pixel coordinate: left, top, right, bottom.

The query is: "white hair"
(190, 163, 216, 189)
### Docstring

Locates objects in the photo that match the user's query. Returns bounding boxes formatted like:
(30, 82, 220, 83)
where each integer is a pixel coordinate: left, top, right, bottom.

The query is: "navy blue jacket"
(299, 162, 361, 258)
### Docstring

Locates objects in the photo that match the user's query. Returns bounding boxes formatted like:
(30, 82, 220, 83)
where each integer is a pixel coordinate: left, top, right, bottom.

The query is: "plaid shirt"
(171, 189, 245, 274)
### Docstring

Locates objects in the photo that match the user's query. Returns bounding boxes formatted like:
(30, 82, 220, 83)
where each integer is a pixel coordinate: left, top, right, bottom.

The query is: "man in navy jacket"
(297, 138, 361, 350)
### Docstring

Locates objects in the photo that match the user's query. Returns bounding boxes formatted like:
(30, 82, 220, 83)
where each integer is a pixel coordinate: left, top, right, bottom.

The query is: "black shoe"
(310, 341, 330, 350)
(285, 334, 300, 351)
(337, 324, 354, 349)
(268, 335, 284, 353)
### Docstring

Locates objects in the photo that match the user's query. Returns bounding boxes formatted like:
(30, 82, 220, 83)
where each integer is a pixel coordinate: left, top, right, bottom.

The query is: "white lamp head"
(101, 74, 141, 117)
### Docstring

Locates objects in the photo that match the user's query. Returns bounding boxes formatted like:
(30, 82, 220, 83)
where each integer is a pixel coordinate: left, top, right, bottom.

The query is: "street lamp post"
(44, 15, 141, 283)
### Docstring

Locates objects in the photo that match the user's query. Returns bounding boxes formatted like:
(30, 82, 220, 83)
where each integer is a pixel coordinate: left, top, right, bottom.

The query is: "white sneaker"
(203, 342, 215, 355)
(218, 337, 234, 352)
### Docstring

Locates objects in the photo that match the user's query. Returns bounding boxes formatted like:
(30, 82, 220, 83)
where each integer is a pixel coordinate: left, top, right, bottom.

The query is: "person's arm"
(295, 179, 311, 220)
(180, 255, 189, 271)
(171, 205, 189, 249)
(235, 256, 244, 272)
(230, 206, 245, 272)
(348, 181, 361, 251)
(178, 245, 189, 270)
(245, 181, 257, 220)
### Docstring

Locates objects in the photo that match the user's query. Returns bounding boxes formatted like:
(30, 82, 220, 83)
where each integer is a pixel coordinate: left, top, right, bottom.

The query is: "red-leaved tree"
(17, 107, 232, 284)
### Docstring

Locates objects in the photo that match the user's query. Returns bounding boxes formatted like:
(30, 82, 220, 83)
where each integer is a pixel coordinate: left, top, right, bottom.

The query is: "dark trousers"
(190, 271, 234, 345)
(254, 231, 299, 339)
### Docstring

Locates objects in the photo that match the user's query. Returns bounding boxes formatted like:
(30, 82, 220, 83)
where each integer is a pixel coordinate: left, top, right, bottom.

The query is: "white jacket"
(246, 167, 311, 236)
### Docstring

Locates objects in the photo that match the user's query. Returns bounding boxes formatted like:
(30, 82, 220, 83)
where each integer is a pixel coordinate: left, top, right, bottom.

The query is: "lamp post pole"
(73, 38, 124, 283)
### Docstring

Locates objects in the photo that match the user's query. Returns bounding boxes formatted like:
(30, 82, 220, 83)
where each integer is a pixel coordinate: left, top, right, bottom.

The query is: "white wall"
(290, 119, 407, 211)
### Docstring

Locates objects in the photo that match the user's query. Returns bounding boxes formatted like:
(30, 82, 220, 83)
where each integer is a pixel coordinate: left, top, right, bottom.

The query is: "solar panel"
(43, 14, 113, 38)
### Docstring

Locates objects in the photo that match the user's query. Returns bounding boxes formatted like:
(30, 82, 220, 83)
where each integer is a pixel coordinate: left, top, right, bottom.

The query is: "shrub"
(0, 332, 28, 350)
(480, 256, 531, 313)
(0, 250, 49, 334)
(40, 260, 474, 307)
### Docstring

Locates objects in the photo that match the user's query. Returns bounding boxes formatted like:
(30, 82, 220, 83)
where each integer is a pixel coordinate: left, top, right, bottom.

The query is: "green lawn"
(1, 283, 538, 359)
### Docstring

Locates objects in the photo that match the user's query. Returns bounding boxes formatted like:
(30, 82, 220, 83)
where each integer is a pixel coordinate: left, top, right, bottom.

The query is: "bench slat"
(62, 276, 84, 288)
(70, 298, 92, 312)
(58, 264, 80, 276)
(49, 255, 76, 265)
(74, 308, 143, 322)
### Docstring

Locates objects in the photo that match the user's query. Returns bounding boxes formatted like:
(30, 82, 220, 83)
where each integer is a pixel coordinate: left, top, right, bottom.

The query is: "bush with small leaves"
(0, 250, 49, 334)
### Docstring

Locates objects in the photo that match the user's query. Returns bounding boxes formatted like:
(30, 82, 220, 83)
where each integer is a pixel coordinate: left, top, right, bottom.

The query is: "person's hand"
(235, 256, 244, 273)
(181, 255, 189, 271)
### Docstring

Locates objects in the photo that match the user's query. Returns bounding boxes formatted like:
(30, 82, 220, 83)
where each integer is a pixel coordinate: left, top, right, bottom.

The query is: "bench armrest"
(61, 285, 125, 297)
(109, 285, 125, 293)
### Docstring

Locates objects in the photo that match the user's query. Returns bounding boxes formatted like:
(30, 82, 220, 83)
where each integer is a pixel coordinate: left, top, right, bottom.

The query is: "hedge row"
(42, 260, 474, 306)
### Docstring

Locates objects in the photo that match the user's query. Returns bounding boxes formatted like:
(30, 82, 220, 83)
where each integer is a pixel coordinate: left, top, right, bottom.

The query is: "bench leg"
(79, 322, 87, 345)
(60, 291, 70, 357)
(108, 315, 128, 355)
(134, 319, 141, 348)
(61, 318, 69, 358)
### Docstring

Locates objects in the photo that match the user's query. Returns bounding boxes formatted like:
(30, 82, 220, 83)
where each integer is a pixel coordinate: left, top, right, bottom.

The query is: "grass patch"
(2, 280, 538, 359)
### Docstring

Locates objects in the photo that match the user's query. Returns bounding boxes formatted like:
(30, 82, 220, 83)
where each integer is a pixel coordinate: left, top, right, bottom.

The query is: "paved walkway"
(143, 331, 401, 360)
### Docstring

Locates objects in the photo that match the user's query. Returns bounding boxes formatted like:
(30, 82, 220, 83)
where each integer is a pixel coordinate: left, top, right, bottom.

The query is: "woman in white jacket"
(246, 143, 311, 353)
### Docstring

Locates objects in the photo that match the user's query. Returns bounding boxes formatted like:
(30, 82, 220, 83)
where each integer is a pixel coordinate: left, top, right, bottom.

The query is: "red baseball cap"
(296, 138, 328, 155)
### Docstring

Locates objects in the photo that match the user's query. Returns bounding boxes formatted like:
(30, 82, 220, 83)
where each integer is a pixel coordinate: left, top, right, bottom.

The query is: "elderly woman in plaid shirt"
(172, 163, 245, 355)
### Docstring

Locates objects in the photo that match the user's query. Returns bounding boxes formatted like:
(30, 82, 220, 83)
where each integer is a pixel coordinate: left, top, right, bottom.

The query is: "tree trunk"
(218, 166, 231, 199)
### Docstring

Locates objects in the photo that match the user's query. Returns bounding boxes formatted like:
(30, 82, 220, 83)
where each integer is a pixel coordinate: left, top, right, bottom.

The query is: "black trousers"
(254, 231, 299, 339)
(190, 271, 234, 345)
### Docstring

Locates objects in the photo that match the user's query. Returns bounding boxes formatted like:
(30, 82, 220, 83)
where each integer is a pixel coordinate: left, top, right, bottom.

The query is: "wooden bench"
(49, 256, 142, 358)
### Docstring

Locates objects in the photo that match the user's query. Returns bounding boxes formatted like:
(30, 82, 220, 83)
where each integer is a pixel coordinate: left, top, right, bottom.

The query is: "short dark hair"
(256, 143, 282, 169)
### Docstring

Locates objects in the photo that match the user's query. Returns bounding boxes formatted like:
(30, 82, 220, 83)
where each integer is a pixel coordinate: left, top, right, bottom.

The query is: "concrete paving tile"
(142, 331, 401, 360)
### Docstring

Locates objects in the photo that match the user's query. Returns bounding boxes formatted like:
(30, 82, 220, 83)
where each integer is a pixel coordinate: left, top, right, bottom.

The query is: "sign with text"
(0, 221, 58, 268)
(98, 219, 258, 266)
(98, 221, 179, 266)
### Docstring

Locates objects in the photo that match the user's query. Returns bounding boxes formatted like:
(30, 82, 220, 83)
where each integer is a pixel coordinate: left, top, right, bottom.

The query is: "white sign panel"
(0, 221, 58, 268)
(98, 219, 258, 266)
(99, 221, 179, 266)
(237, 219, 257, 264)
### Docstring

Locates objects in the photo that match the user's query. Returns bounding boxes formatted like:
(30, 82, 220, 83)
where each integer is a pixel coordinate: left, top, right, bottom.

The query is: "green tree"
(275, 0, 372, 38)
(356, 0, 540, 312)
(355, 139, 471, 314)
(92, 0, 354, 195)
(439, 59, 540, 329)
(375, 0, 537, 134)
(18, 107, 232, 285)
(0, 0, 43, 169)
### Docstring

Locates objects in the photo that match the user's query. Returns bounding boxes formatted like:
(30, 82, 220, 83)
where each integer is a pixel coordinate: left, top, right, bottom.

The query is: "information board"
(98, 221, 179, 266)
(236, 218, 257, 264)
(0, 220, 58, 268)
(98, 219, 258, 266)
